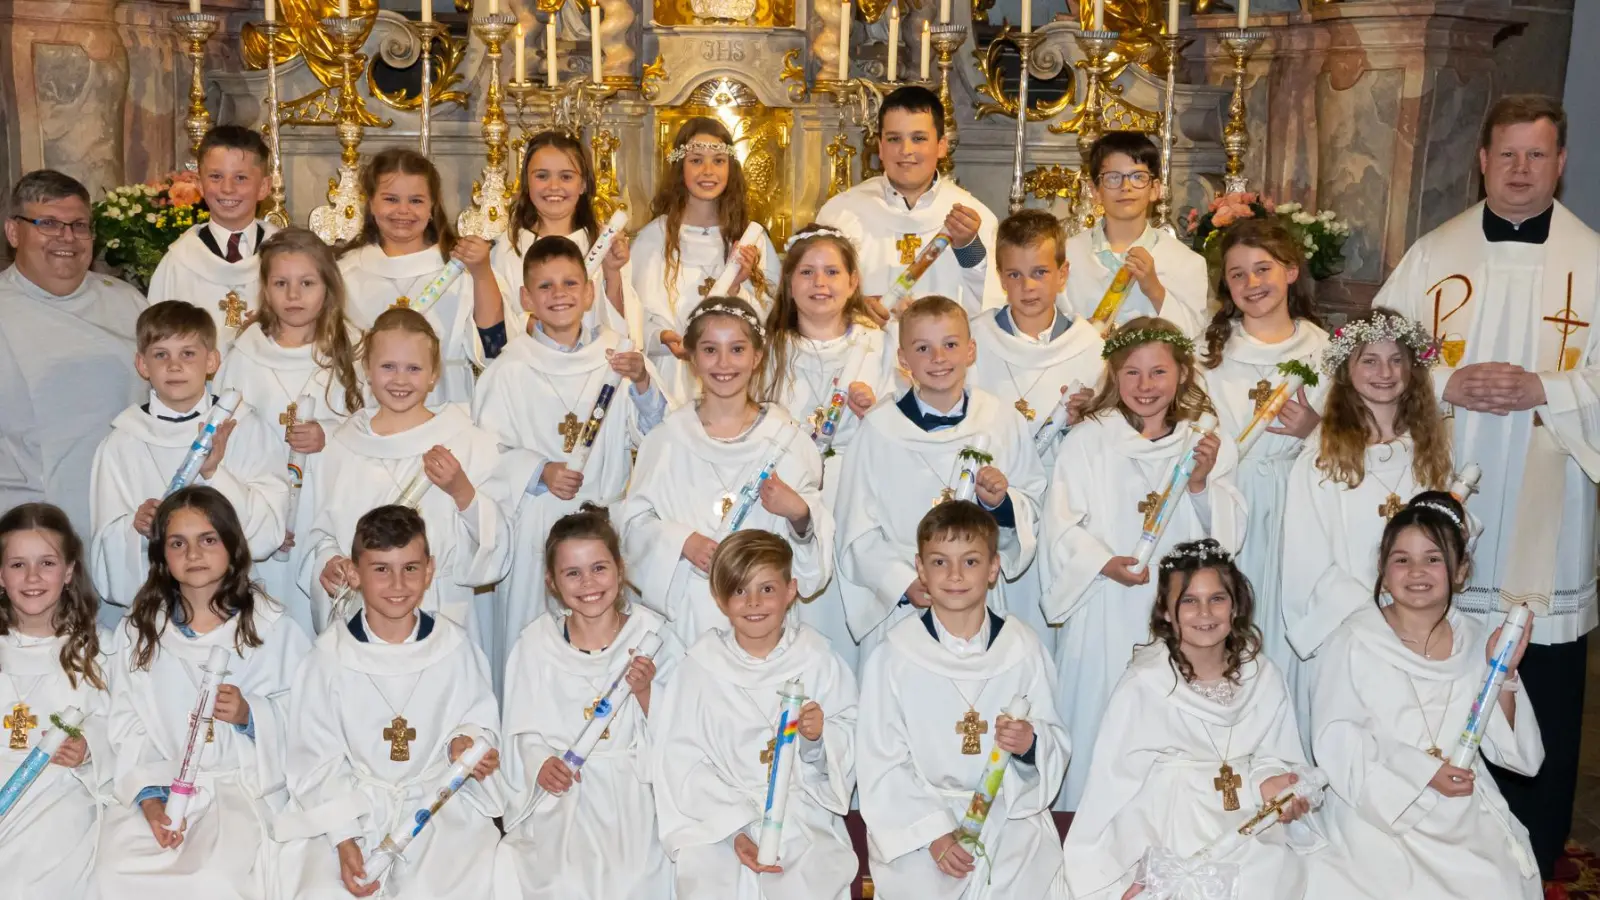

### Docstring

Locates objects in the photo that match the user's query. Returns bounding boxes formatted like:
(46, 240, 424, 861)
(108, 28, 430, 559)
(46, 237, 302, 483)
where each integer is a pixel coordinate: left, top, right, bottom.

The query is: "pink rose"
(168, 181, 202, 207)
(1213, 208, 1237, 227)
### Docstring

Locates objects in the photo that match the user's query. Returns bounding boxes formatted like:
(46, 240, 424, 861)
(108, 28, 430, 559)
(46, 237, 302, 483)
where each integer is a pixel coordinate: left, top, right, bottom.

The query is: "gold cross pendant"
(391, 296, 412, 310)
(935, 486, 956, 507)
(1214, 762, 1242, 811)
(1248, 379, 1274, 414)
(383, 715, 417, 762)
(6, 702, 38, 750)
(218, 292, 247, 329)
(1379, 492, 1405, 520)
(1015, 398, 1036, 421)
(698, 277, 717, 299)
(1427, 746, 1444, 760)
(1137, 490, 1162, 517)
(278, 401, 299, 440)
(896, 233, 922, 266)
(558, 412, 583, 453)
(760, 736, 776, 766)
(808, 405, 827, 435)
(718, 494, 735, 520)
(583, 696, 613, 741)
(956, 708, 988, 755)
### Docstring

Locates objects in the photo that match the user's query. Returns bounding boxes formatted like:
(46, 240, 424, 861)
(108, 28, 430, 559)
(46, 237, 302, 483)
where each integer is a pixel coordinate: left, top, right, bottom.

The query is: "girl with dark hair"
(1062, 539, 1323, 900)
(95, 486, 311, 900)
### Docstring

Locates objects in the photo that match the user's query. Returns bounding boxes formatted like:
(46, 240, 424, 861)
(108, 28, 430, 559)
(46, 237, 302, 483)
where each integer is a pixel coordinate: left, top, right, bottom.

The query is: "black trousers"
(1488, 634, 1588, 881)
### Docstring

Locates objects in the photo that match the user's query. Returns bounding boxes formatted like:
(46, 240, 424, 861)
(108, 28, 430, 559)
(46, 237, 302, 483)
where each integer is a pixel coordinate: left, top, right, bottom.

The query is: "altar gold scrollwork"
(658, 78, 792, 245)
(974, 26, 1075, 122)
(365, 22, 470, 113)
(656, 0, 794, 27)
(242, 0, 391, 128)
(641, 53, 668, 102)
(1078, 0, 1178, 76)
(591, 128, 625, 221)
(1024, 164, 1084, 202)
(825, 131, 858, 198)
(779, 48, 807, 102)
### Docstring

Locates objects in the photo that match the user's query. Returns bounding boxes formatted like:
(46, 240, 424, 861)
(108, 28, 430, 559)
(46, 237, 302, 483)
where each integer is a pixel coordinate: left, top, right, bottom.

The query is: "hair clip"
(667, 140, 735, 164)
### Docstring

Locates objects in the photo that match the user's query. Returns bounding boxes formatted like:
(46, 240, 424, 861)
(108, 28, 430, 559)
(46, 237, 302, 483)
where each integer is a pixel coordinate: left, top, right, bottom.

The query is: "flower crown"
(1158, 539, 1235, 572)
(1411, 499, 1465, 531)
(1320, 313, 1441, 376)
(667, 139, 735, 164)
(785, 225, 853, 252)
(688, 300, 766, 338)
(1101, 328, 1195, 361)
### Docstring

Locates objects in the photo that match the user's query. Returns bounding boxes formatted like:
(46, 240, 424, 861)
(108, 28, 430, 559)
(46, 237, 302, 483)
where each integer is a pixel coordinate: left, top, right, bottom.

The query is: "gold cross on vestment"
(1015, 398, 1036, 421)
(956, 708, 988, 755)
(1544, 273, 1590, 372)
(218, 292, 247, 329)
(896, 234, 922, 266)
(1378, 492, 1405, 520)
(558, 412, 583, 453)
(391, 296, 412, 310)
(698, 277, 717, 299)
(583, 696, 613, 741)
(384, 715, 417, 762)
(6, 702, 38, 750)
(760, 736, 776, 766)
(279, 401, 299, 440)
(1214, 762, 1242, 811)
(1248, 379, 1274, 414)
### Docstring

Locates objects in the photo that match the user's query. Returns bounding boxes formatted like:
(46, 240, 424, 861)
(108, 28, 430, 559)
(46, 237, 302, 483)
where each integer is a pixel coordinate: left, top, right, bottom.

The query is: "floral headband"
(785, 225, 853, 252)
(667, 139, 735, 163)
(1101, 327, 1195, 361)
(687, 301, 765, 338)
(1320, 313, 1441, 376)
(1158, 539, 1235, 571)
(1412, 500, 1465, 531)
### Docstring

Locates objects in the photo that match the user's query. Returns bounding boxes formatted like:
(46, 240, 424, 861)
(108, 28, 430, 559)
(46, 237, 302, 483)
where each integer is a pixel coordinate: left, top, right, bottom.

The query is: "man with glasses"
(0, 169, 146, 536)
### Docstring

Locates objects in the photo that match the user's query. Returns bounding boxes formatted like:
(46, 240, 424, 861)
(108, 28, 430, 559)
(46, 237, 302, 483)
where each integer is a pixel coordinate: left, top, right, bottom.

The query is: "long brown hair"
(1202, 218, 1323, 369)
(508, 131, 600, 251)
(544, 503, 631, 614)
(343, 147, 457, 262)
(648, 118, 766, 310)
(1315, 307, 1451, 490)
(0, 504, 104, 691)
(761, 224, 876, 405)
(128, 487, 266, 671)
(1147, 539, 1261, 685)
(684, 295, 768, 403)
(1373, 491, 1471, 612)
(1084, 316, 1212, 432)
(252, 227, 364, 415)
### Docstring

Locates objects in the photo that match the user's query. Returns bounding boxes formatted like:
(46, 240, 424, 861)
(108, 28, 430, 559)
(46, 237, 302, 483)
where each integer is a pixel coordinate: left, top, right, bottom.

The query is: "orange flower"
(1213, 208, 1237, 227)
(168, 181, 202, 207)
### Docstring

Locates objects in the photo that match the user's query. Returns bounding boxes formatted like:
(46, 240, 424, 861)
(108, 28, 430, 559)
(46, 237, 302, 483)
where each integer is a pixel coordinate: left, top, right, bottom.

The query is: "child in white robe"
(1039, 317, 1245, 810)
(631, 118, 781, 406)
(618, 296, 831, 646)
(652, 530, 859, 900)
(1063, 132, 1207, 338)
(1063, 539, 1325, 900)
(490, 130, 638, 341)
(216, 228, 365, 633)
(835, 295, 1047, 658)
(971, 210, 1105, 655)
(95, 486, 311, 900)
(337, 147, 513, 405)
(90, 301, 289, 617)
(1197, 220, 1330, 695)
(473, 235, 664, 677)
(1281, 308, 1454, 726)
(760, 224, 900, 669)
(857, 500, 1068, 899)
(815, 85, 1003, 318)
(304, 309, 513, 648)
(276, 504, 503, 900)
(494, 505, 682, 900)
(1308, 494, 1543, 900)
(0, 503, 110, 900)
(146, 125, 276, 357)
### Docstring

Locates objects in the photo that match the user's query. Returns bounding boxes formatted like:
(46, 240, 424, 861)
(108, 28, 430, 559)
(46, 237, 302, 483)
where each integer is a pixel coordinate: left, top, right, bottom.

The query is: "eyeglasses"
(10, 216, 93, 240)
(1097, 171, 1154, 189)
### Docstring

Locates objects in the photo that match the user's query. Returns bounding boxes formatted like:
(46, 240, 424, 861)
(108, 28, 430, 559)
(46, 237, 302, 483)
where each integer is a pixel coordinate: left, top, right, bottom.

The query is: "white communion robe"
(1061, 646, 1324, 900)
(146, 221, 279, 357)
(339, 243, 516, 406)
(1374, 200, 1600, 644)
(1063, 223, 1209, 338)
(766, 324, 902, 670)
(618, 405, 833, 646)
(834, 390, 1047, 653)
(0, 266, 145, 537)
(216, 324, 362, 634)
(815, 174, 1004, 315)
(857, 612, 1068, 900)
(630, 218, 781, 407)
(299, 405, 513, 647)
(88, 396, 290, 611)
(0, 631, 111, 900)
(493, 608, 684, 900)
(1200, 321, 1330, 686)
(652, 624, 859, 900)
(1039, 413, 1246, 809)
(1307, 605, 1543, 900)
(94, 604, 310, 900)
(490, 226, 644, 344)
(274, 612, 503, 900)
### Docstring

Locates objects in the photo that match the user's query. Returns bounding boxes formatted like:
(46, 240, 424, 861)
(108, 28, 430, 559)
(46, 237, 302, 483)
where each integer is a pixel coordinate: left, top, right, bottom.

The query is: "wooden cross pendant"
(956, 708, 988, 755)
(383, 715, 417, 762)
(718, 494, 736, 519)
(935, 486, 956, 507)
(1137, 490, 1162, 517)
(1014, 398, 1036, 421)
(1248, 379, 1274, 414)
(558, 412, 583, 453)
(808, 405, 827, 435)
(1214, 762, 1242, 811)
(760, 736, 776, 766)
(1427, 746, 1444, 760)
(6, 702, 37, 750)
(698, 277, 717, 299)
(189, 711, 216, 744)
(279, 402, 300, 440)
(1378, 492, 1405, 520)
(896, 233, 922, 266)
(583, 696, 613, 741)
(391, 296, 413, 310)
(218, 292, 246, 329)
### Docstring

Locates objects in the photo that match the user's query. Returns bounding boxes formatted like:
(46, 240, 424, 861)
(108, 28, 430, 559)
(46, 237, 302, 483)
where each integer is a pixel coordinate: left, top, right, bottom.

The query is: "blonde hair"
(253, 227, 364, 415)
(709, 530, 794, 610)
(1085, 316, 1212, 431)
(359, 307, 443, 376)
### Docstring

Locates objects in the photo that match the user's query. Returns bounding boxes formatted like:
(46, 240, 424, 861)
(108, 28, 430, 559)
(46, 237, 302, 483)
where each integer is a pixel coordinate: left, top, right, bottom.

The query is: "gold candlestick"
(308, 15, 371, 245)
(928, 23, 967, 178)
(815, 77, 898, 195)
(1007, 30, 1042, 215)
(1219, 28, 1266, 195)
(173, 12, 221, 167)
(505, 79, 539, 166)
(1072, 28, 1119, 232)
(1155, 31, 1180, 232)
(257, 19, 290, 227)
(414, 20, 446, 157)
(459, 12, 517, 241)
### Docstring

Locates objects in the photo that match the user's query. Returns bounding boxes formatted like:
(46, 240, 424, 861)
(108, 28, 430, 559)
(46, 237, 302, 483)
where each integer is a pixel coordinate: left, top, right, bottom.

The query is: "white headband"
(785, 225, 854, 252)
(687, 300, 765, 338)
(667, 140, 734, 163)
(1412, 500, 1465, 531)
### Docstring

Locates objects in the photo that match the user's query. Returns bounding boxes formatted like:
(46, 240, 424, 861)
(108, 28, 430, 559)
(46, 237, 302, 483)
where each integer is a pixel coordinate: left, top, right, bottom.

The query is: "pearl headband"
(667, 140, 735, 164)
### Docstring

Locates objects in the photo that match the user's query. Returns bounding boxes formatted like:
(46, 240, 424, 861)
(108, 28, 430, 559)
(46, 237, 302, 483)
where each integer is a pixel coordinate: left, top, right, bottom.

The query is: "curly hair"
(1084, 316, 1213, 432)
(1146, 539, 1262, 685)
(252, 227, 364, 416)
(648, 118, 767, 312)
(0, 503, 105, 691)
(1202, 218, 1322, 370)
(761, 224, 877, 405)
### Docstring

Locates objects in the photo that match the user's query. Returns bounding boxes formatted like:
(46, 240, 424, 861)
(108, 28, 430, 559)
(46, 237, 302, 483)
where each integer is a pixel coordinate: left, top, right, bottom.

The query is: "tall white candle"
(265, 0, 275, 22)
(838, 0, 850, 80)
(337, 0, 348, 17)
(939, 0, 950, 24)
(190, 0, 201, 13)
(1167, 0, 1178, 33)
(421, 0, 431, 24)
(920, 20, 931, 80)
(1020, 0, 1030, 33)
(545, 19, 558, 86)
(591, 5, 602, 83)
(515, 23, 526, 83)
(488, 0, 499, 14)
(887, 5, 900, 81)
(1237, 0, 1248, 28)
(1093, 0, 1104, 31)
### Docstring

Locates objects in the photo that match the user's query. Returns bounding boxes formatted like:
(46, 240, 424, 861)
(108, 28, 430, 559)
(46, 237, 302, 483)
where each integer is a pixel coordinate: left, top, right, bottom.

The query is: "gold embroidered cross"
(558, 412, 583, 453)
(956, 708, 988, 755)
(896, 234, 922, 266)
(279, 402, 299, 440)
(1214, 762, 1242, 810)
(218, 292, 247, 329)
(1378, 493, 1405, 520)
(1544, 273, 1589, 372)
(6, 702, 37, 750)
(1248, 379, 1274, 414)
(760, 736, 776, 766)
(383, 715, 417, 762)
(583, 696, 613, 741)
(1014, 398, 1036, 421)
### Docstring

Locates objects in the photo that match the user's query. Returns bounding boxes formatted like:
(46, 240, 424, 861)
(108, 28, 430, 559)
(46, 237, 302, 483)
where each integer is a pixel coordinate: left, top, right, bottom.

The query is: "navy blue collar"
(347, 610, 434, 643)
(896, 389, 967, 431)
(919, 608, 1005, 647)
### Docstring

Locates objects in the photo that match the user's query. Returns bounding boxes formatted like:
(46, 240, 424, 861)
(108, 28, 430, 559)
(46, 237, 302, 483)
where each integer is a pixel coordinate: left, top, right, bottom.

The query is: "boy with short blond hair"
(88, 299, 288, 614)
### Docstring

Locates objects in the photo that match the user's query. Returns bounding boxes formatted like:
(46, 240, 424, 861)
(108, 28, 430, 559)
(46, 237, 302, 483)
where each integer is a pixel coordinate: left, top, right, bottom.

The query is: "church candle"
(1237, 0, 1248, 28)
(338, 0, 349, 17)
(0, 706, 87, 821)
(1129, 413, 1219, 573)
(887, 5, 900, 80)
(568, 339, 635, 474)
(512, 23, 526, 83)
(545, 19, 557, 86)
(950, 434, 991, 503)
(1167, 0, 1178, 33)
(421, 0, 430, 24)
(921, 21, 931, 80)
(838, 1, 851, 80)
(163, 646, 230, 832)
(707, 222, 764, 297)
(1020, 0, 1030, 33)
(362, 737, 494, 888)
(583, 209, 631, 278)
(1093, 0, 1104, 30)
(190, 0, 201, 13)
(756, 678, 808, 867)
(954, 694, 1030, 842)
(488, 0, 499, 14)
(557, 631, 664, 775)
(166, 389, 242, 497)
(591, 5, 602, 83)
(275, 393, 315, 563)
(265, 0, 275, 23)
(940, 0, 951, 23)
(1449, 604, 1532, 769)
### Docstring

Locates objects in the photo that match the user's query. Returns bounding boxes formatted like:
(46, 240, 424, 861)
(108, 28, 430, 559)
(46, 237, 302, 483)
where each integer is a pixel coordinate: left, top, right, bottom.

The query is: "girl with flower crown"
(1040, 317, 1246, 810)
(1280, 307, 1456, 728)
(631, 119, 781, 407)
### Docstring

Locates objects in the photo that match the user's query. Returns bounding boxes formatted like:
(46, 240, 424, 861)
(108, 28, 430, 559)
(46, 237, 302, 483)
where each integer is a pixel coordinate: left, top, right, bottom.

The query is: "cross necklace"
(263, 364, 320, 443)
(4, 673, 44, 751)
(572, 625, 627, 742)
(1365, 444, 1412, 520)
(529, 367, 595, 455)
(1199, 722, 1241, 811)
(364, 670, 425, 762)
(1243, 361, 1279, 415)
(1002, 362, 1049, 422)
(950, 679, 989, 756)
(1403, 673, 1453, 760)
(388, 270, 438, 312)
(795, 334, 851, 436)
(176, 651, 222, 745)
